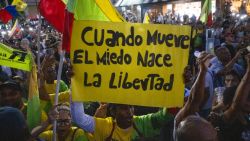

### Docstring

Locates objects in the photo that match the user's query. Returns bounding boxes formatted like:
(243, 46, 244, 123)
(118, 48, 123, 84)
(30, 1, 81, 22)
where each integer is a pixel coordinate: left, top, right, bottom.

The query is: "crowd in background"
(1, 3, 250, 141)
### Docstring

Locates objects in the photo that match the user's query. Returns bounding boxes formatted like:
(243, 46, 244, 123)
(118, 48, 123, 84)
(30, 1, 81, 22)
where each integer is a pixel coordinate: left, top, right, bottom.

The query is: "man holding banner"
(70, 20, 191, 108)
(71, 102, 173, 141)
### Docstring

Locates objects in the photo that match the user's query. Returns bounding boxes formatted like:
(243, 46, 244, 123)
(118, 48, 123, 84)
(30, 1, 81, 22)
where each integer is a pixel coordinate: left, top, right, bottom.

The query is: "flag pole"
(35, 0, 42, 87)
(52, 50, 65, 141)
(37, 14, 42, 74)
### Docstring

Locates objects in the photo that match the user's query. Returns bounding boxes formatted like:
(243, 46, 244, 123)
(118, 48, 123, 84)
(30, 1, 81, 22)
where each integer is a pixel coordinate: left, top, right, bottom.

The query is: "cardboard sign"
(0, 43, 32, 71)
(71, 21, 191, 107)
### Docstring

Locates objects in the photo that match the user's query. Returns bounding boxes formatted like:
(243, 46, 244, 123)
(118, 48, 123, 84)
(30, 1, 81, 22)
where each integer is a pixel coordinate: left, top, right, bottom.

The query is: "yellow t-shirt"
(44, 81, 57, 94)
(44, 80, 68, 94)
(89, 117, 134, 141)
(39, 127, 89, 141)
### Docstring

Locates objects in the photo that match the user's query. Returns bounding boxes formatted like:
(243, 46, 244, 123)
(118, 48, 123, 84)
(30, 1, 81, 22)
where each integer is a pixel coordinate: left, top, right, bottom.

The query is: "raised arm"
(224, 53, 250, 122)
(71, 101, 95, 133)
(175, 53, 212, 125)
(216, 49, 243, 76)
(67, 62, 95, 133)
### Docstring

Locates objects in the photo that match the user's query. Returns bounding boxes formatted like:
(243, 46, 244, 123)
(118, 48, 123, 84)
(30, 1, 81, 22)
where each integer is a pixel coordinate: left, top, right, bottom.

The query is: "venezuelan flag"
(12, 0, 27, 11)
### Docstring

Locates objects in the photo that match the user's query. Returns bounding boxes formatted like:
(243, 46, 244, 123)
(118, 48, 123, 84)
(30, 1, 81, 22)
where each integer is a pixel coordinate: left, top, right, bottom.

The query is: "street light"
(29, 27, 33, 31)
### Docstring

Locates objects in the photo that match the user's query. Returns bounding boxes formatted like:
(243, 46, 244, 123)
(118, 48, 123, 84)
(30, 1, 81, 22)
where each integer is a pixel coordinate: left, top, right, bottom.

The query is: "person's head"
(175, 116, 218, 141)
(0, 107, 30, 141)
(215, 47, 232, 65)
(224, 32, 234, 43)
(0, 80, 23, 108)
(20, 38, 30, 51)
(56, 103, 72, 132)
(224, 70, 241, 87)
(109, 104, 134, 129)
(44, 65, 57, 82)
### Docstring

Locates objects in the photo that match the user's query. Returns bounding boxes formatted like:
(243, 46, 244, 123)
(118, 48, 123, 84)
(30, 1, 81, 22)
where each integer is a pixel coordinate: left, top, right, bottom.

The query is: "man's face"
(57, 110, 71, 131)
(0, 87, 22, 108)
(45, 66, 57, 81)
(225, 74, 240, 87)
(114, 105, 134, 129)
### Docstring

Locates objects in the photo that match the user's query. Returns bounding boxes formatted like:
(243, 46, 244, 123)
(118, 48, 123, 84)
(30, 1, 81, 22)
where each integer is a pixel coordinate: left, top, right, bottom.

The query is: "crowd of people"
(1, 3, 250, 141)
(122, 10, 197, 24)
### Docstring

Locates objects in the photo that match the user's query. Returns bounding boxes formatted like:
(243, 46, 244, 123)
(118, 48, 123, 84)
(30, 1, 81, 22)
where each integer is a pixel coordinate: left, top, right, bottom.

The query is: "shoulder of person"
(39, 130, 53, 138)
(71, 127, 86, 136)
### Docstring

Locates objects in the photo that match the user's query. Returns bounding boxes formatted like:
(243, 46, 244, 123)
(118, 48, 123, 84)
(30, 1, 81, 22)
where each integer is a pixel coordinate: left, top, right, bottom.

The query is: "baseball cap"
(0, 80, 22, 91)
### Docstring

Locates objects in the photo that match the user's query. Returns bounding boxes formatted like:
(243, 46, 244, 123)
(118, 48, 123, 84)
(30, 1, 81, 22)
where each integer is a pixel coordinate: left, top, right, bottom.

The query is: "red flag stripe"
(38, 0, 66, 33)
(0, 8, 13, 24)
(62, 10, 74, 52)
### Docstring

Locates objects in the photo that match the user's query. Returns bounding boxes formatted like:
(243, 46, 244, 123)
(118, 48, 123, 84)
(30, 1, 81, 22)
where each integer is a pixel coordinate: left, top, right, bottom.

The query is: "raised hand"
(196, 52, 214, 71)
(48, 105, 59, 123)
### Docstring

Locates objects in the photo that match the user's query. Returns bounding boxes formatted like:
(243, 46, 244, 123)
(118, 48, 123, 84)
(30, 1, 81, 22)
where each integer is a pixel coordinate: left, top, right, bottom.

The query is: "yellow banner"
(0, 43, 32, 71)
(71, 21, 191, 107)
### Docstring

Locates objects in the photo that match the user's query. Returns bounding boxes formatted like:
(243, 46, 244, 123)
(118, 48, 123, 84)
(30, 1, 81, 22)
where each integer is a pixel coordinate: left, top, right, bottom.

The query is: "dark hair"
(175, 116, 214, 141)
(223, 86, 237, 106)
(0, 107, 30, 141)
(0, 80, 22, 92)
(224, 70, 241, 81)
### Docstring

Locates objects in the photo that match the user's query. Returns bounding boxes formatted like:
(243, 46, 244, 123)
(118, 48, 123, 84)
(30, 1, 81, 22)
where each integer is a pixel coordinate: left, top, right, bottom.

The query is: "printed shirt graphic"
(44, 80, 69, 94)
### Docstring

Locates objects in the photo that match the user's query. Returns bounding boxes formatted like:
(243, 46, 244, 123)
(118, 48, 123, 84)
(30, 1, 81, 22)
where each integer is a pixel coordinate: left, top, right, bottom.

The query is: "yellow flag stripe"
(95, 0, 125, 22)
